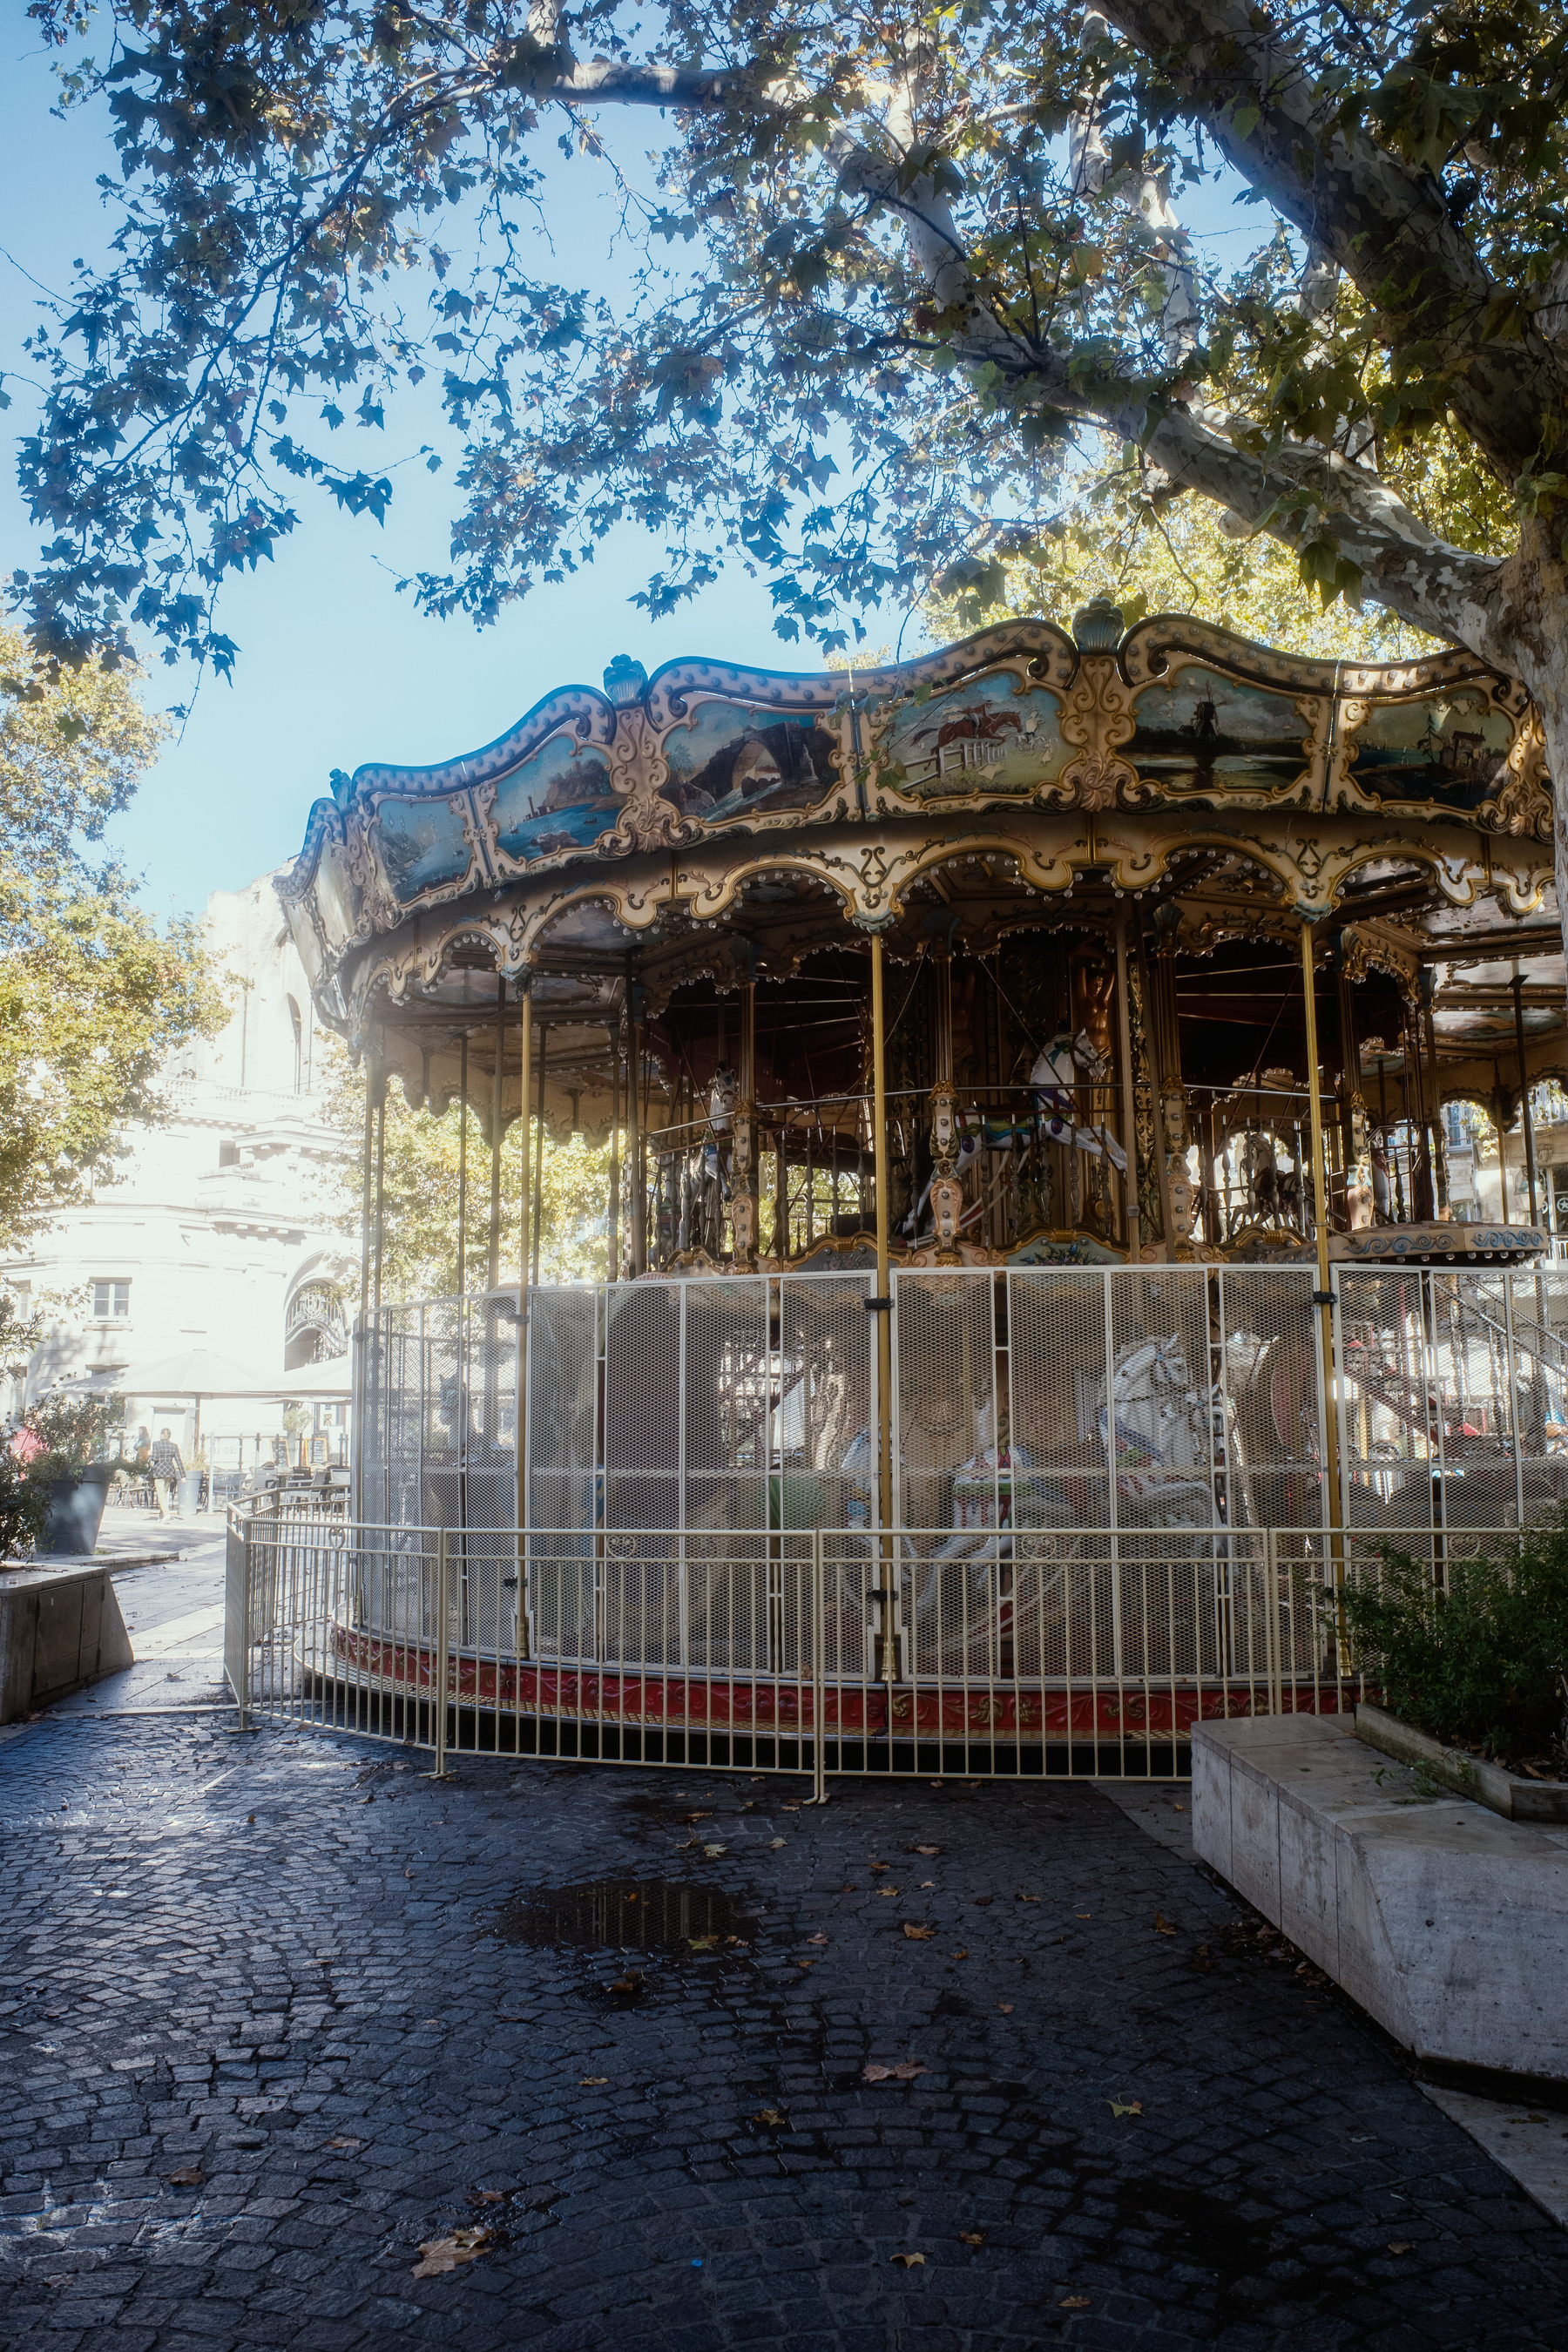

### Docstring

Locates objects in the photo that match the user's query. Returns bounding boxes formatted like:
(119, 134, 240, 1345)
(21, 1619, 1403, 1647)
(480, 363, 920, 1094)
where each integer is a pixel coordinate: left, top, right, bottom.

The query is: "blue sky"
(1, 23, 792, 916)
(2, 18, 1262, 919)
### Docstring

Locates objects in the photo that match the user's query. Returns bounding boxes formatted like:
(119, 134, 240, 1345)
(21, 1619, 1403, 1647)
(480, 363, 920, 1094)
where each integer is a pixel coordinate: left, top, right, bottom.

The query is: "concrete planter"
(1355, 1700, 1568, 1824)
(0, 1559, 133, 1720)
(1193, 1712, 1568, 2082)
(37, 1463, 116, 1557)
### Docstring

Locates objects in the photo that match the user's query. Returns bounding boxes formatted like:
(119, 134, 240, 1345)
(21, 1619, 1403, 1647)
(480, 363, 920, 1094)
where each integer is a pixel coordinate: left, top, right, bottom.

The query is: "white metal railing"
(225, 1511, 1535, 1781)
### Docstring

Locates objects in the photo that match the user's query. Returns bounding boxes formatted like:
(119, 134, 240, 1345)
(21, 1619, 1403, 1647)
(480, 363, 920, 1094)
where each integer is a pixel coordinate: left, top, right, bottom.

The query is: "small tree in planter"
(11, 1394, 133, 1558)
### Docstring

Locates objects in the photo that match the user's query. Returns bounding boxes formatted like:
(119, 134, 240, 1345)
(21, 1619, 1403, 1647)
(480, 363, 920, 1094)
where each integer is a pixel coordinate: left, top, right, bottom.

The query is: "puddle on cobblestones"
(1111, 2177, 1277, 2294)
(491, 1877, 758, 1956)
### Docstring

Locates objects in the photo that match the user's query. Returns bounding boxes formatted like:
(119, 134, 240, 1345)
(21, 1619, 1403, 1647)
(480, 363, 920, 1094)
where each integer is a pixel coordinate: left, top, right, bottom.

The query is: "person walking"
(149, 1428, 185, 1520)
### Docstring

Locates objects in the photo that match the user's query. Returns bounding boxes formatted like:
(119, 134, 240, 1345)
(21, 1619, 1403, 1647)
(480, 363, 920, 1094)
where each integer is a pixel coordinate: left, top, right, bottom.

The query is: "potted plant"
(11, 1395, 136, 1557)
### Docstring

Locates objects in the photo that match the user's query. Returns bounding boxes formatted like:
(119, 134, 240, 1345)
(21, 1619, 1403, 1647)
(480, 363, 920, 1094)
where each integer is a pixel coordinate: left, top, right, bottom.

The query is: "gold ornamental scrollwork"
(1054, 655, 1139, 811)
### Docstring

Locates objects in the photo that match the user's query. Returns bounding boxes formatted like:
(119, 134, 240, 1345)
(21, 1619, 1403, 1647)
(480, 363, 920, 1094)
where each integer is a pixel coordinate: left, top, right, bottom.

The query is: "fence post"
(805, 1530, 829, 1805)
(1263, 1527, 1281, 1719)
(226, 1512, 253, 1735)
(424, 1527, 451, 1780)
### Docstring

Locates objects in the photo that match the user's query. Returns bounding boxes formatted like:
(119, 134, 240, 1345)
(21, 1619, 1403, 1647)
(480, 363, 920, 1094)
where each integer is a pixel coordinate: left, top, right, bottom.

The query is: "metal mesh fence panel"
(1506, 1267, 1568, 1524)
(1337, 1268, 1436, 1528)
(1216, 1269, 1326, 1533)
(1006, 1270, 1112, 1532)
(526, 1286, 599, 1661)
(775, 1273, 875, 1533)
(460, 1291, 520, 1534)
(893, 1270, 998, 1531)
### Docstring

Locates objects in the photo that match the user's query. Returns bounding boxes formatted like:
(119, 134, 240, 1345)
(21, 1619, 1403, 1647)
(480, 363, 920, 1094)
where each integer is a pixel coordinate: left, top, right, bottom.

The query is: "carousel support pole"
(1301, 922, 1344, 1540)
(1113, 916, 1142, 1265)
(531, 1022, 548, 1288)
(733, 947, 760, 1268)
(456, 1032, 470, 1300)
(606, 1014, 621, 1281)
(1407, 1004, 1434, 1221)
(927, 918, 963, 1260)
(489, 978, 505, 1290)
(1420, 970, 1448, 1218)
(515, 977, 534, 1600)
(370, 1072, 387, 1527)
(870, 931, 896, 1680)
(1134, 930, 1177, 1261)
(628, 983, 647, 1274)
(1513, 969, 1540, 1227)
(352, 1047, 381, 1530)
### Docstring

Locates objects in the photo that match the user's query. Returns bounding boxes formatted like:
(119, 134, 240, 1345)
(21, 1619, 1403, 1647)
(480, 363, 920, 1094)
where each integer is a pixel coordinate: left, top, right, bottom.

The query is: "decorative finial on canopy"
(603, 654, 649, 706)
(1071, 597, 1125, 651)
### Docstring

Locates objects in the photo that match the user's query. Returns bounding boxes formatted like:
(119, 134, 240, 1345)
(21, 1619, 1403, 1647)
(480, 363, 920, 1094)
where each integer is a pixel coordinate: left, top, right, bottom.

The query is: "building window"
(92, 1281, 131, 1318)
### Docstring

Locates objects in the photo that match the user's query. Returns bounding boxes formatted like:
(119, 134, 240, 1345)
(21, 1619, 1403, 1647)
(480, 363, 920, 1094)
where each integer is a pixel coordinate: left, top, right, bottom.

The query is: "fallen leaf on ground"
(879, 1887, 901, 1897)
(1058, 2294, 1091, 2309)
(580, 2077, 608, 2086)
(951, 1948, 969, 1959)
(411, 2228, 493, 2279)
(753, 2109, 787, 2126)
(959, 2229, 985, 2246)
(863, 2060, 927, 2082)
(607, 1973, 643, 1995)
(910, 1843, 943, 1855)
(166, 2165, 205, 2186)
(997, 2003, 1014, 2015)
(323, 2135, 364, 2150)
(902, 1923, 935, 1940)
(1016, 1892, 1040, 1903)
(870, 1861, 890, 1873)
(703, 1843, 727, 1858)
(467, 2188, 508, 2206)
(1153, 1913, 1176, 1936)
(890, 2251, 926, 2268)
(782, 1802, 801, 1812)
(1387, 2241, 1414, 2254)
(770, 1838, 787, 1848)
(1076, 1912, 1091, 1919)
(807, 1932, 828, 1945)
(685, 1812, 712, 1823)
(688, 1935, 719, 1950)
(1108, 2101, 1142, 2118)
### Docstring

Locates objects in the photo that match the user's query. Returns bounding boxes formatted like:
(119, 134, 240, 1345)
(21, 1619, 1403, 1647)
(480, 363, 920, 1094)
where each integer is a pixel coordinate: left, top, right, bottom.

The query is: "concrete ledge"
(1355, 1700, 1568, 1822)
(0, 1561, 135, 1723)
(1193, 1713, 1568, 2082)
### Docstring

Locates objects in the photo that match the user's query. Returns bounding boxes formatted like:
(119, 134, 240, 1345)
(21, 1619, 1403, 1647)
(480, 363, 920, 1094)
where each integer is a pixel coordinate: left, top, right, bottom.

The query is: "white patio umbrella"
(115, 1346, 269, 1452)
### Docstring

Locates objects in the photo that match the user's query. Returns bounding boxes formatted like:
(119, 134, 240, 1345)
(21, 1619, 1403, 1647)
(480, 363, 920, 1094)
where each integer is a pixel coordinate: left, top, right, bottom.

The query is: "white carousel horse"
(1028, 1028, 1128, 1173)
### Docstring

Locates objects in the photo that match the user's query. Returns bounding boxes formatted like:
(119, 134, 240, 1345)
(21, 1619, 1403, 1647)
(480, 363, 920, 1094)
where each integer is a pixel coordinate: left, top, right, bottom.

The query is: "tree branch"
(1096, 0, 1566, 484)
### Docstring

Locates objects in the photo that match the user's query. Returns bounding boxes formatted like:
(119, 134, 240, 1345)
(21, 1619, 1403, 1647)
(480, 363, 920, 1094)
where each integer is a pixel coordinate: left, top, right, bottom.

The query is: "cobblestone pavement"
(5, 1678, 1568, 2350)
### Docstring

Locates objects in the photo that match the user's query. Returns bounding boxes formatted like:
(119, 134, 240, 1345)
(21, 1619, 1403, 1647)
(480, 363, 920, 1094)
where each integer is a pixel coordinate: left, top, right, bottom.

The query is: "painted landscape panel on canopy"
(882, 672, 1068, 799)
(370, 795, 478, 906)
(661, 700, 840, 823)
(1128, 666, 1311, 797)
(491, 733, 620, 864)
(1347, 691, 1513, 813)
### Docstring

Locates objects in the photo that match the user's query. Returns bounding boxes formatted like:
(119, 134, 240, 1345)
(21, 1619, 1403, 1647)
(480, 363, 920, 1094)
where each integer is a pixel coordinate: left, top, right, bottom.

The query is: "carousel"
(253, 600, 1568, 1772)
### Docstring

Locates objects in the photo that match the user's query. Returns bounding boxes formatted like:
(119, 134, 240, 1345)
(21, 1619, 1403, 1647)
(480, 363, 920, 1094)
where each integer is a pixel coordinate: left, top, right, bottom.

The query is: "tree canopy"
(11, 0, 1567, 714)
(0, 623, 224, 1247)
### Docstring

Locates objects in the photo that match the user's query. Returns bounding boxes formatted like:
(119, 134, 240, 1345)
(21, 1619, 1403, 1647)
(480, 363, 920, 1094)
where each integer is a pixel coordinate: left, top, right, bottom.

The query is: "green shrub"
(0, 1443, 47, 1561)
(1341, 1517, 1568, 1761)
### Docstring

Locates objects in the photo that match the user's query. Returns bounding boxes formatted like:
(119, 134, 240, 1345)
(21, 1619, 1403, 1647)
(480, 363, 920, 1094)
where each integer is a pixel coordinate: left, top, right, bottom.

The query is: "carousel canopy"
(276, 604, 1563, 1140)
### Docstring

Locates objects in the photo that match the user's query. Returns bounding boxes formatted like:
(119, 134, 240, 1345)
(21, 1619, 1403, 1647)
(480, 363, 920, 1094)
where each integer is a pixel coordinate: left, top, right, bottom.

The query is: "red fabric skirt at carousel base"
(326, 1625, 1349, 1739)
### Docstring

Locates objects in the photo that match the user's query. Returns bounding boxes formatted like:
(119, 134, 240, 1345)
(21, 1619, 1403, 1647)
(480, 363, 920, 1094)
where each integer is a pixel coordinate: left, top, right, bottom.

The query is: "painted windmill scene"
(1126, 664, 1313, 798)
(882, 672, 1069, 798)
